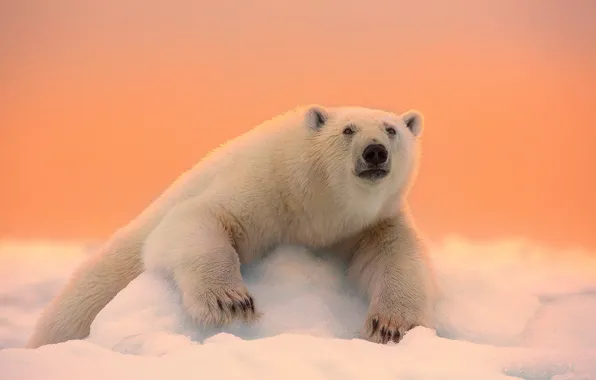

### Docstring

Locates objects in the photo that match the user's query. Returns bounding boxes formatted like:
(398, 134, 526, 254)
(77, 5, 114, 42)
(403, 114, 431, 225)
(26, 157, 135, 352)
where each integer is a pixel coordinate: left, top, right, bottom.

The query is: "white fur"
(27, 105, 437, 348)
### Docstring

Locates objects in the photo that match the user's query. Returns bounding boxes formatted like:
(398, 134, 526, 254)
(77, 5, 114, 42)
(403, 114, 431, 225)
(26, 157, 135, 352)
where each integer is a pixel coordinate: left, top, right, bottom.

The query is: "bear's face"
(305, 105, 423, 196)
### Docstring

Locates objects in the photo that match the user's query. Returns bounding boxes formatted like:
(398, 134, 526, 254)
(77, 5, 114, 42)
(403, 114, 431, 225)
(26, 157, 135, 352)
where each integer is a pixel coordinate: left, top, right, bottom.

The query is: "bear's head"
(304, 105, 423, 199)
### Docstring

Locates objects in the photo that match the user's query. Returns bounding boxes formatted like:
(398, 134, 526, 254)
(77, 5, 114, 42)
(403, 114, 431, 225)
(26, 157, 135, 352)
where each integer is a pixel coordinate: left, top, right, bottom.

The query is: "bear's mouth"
(357, 168, 389, 181)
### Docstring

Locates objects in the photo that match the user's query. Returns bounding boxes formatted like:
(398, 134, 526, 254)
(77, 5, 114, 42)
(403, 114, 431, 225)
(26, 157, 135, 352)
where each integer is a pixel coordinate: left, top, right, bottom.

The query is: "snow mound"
(1, 238, 595, 379)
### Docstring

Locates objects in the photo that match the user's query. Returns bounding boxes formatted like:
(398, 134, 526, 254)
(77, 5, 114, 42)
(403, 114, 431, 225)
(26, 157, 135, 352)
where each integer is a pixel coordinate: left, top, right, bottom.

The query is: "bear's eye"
(386, 126, 397, 136)
(342, 126, 354, 135)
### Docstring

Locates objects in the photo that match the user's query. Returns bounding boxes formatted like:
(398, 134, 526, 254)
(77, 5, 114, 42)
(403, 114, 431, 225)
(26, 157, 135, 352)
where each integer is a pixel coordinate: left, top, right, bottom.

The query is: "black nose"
(362, 144, 388, 165)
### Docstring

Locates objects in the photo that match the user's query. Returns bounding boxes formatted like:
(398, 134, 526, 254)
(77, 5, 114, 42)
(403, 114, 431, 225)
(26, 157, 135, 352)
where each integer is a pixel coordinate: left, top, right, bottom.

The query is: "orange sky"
(1, 1, 595, 250)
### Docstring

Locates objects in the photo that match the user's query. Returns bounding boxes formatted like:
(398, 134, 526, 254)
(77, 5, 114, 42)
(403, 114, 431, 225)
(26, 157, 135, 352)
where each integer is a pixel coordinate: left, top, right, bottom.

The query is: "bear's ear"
(305, 106, 328, 131)
(402, 110, 423, 137)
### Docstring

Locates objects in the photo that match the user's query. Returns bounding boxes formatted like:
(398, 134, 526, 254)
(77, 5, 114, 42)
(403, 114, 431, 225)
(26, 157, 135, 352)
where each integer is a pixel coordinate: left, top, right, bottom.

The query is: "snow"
(1, 237, 595, 380)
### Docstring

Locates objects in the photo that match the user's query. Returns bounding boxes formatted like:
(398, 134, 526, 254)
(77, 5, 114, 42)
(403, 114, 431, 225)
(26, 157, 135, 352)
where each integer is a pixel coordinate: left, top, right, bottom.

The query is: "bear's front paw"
(180, 283, 261, 327)
(361, 304, 421, 344)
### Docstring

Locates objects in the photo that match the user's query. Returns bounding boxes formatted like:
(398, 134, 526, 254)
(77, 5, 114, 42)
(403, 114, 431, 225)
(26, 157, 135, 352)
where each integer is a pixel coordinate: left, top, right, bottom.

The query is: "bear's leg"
(345, 214, 434, 344)
(143, 201, 260, 327)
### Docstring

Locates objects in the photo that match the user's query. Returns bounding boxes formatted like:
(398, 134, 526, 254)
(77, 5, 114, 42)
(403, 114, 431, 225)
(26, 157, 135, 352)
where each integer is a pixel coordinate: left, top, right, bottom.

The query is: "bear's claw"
(217, 293, 255, 315)
(362, 313, 416, 344)
(181, 284, 261, 327)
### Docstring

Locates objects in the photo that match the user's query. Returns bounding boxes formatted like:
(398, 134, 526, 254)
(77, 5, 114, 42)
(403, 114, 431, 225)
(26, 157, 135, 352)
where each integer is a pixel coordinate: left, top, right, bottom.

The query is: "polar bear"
(27, 104, 437, 348)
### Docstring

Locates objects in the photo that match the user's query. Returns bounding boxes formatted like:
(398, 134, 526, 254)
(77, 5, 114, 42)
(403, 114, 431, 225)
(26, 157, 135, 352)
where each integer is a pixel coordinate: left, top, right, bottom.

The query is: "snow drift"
(0, 237, 595, 379)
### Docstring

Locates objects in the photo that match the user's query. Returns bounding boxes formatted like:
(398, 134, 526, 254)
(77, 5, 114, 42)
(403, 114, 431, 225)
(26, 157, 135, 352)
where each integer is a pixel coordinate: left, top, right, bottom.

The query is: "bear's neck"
(277, 153, 402, 247)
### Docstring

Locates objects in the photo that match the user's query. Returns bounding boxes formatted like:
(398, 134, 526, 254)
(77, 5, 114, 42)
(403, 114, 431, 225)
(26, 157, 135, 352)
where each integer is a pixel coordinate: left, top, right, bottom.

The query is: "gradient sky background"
(1, 0, 595, 251)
